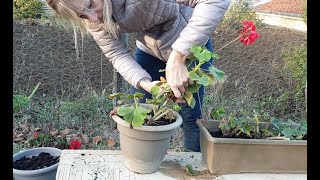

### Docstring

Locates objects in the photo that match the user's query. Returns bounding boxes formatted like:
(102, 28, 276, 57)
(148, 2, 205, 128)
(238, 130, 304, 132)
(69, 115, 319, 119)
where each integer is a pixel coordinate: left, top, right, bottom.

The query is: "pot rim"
(13, 147, 62, 176)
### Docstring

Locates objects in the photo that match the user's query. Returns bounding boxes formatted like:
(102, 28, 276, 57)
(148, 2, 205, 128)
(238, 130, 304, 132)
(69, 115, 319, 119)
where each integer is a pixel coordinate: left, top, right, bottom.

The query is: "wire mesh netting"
(13, 1, 307, 122)
(13, 20, 118, 98)
(207, 25, 307, 121)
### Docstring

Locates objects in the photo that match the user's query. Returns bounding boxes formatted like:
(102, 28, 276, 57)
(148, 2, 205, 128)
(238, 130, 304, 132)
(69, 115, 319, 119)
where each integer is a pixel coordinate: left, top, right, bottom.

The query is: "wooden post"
(111, 33, 129, 128)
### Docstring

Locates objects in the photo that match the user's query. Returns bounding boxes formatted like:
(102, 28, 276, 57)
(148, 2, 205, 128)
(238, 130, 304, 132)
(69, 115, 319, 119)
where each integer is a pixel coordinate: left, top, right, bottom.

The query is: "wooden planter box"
(196, 119, 307, 175)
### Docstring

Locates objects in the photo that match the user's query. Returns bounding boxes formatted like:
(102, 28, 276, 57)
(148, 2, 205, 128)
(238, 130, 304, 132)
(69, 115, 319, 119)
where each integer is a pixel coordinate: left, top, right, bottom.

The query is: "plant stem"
(28, 82, 41, 101)
(156, 91, 165, 99)
(162, 99, 168, 108)
(153, 106, 165, 119)
(215, 36, 240, 53)
(134, 97, 139, 108)
(152, 91, 166, 115)
(154, 110, 171, 121)
(197, 91, 205, 120)
(152, 106, 157, 116)
(194, 61, 204, 72)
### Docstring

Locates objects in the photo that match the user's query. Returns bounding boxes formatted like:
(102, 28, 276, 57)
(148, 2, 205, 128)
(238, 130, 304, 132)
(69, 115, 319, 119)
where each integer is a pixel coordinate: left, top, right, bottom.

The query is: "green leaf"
(132, 106, 151, 127)
(184, 91, 193, 107)
(210, 107, 225, 119)
(189, 97, 196, 108)
(108, 93, 125, 100)
(127, 94, 135, 99)
(145, 98, 162, 105)
(244, 129, 251, 137)
(173, 104, 181, 111)
(298, 121, 307, 133)
(136, 106, 151, 115)
(189, 71, 201, 81)
(271, 119, 281, 129)
(282, 128, 294, 139)
(185, 164, 199, 176)
(200, 49, 213, 62)
(197, 74, 213, 86)
(193, 52, 203, 61)
(220, 124, 231, 132)
(190, 46, 202, 54)
(229, 117, 236, 128)
(117, 106, 135, 122)
(208, 66, 225, 81)
(186, 84, 200, 93)
(117, 106, 151, 127)
(134, 92, 145, 99)
(212, 53, 220, 60)
(150, 85, 160, 96)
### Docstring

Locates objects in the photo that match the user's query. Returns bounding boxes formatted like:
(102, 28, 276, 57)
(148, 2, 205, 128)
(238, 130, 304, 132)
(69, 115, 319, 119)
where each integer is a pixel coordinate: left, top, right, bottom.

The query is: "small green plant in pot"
(109, 91, 183, 174)
(209, 107, 307, 140)
(109, 86, 181, 128)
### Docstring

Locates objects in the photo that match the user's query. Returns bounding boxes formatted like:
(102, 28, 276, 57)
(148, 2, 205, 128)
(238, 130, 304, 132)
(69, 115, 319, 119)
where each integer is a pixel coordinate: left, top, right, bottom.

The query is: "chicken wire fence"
(13, 10, 307, 121)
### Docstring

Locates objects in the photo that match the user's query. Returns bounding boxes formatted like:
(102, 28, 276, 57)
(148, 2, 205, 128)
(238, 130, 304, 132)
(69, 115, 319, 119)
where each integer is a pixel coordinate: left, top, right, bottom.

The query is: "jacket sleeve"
(172, 0, 231, 56)
(86, 26, 152, 89)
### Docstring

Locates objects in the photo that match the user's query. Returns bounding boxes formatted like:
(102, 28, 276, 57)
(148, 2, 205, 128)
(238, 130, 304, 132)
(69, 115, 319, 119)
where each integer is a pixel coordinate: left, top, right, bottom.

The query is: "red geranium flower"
(215, 20, 260, 53)
(241, 21, 256, 31)
(69, 140, 82, 149)
(33, 132, 39, 137)
(239, 21, 259, 45)
(240, 30, 259, 45)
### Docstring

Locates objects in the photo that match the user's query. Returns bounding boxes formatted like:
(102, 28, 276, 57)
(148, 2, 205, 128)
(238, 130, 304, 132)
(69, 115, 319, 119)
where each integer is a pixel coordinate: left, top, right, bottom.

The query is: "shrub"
(13, 0, 44, 19)
(302, 0, 307, 24)
(281, 45, 307, 94)
(219, 0, 262, 30)
(13, 94, 29, 113)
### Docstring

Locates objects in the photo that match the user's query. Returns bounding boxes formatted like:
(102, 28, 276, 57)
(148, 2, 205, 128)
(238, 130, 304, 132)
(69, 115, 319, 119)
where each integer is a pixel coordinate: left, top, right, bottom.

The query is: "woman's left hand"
(165, 50, 191, 103)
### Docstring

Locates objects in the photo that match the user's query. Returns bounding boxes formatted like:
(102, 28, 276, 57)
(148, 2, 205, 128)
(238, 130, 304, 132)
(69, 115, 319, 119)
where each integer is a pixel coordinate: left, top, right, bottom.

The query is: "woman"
(46, 0, 231, 152)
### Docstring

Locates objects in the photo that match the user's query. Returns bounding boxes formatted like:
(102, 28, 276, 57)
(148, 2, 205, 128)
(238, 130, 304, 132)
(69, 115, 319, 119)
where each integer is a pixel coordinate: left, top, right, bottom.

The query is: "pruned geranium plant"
(109, 21, 260, 129)
(109, 86, 181, 127)
(210, 107, 307, 140)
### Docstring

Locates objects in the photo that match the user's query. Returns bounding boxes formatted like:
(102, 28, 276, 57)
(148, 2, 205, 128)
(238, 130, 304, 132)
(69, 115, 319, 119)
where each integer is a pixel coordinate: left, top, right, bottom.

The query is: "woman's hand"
(139, 80, 160, 93)
(165, 50, 192, 102)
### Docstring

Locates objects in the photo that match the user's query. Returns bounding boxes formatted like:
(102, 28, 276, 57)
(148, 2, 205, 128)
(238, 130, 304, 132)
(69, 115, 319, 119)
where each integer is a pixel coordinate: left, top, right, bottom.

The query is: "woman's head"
(47, 0, 118, 37)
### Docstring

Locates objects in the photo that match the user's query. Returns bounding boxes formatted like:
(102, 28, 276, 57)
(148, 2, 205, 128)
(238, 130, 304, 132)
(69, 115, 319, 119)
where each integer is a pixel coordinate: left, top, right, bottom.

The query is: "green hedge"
(13, 0, 44, 19)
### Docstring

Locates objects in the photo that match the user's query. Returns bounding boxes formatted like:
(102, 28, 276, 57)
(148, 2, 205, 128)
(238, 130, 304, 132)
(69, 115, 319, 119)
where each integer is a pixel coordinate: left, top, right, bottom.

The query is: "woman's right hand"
(165, 50, 191, 102)
(139, 79, 186, 103)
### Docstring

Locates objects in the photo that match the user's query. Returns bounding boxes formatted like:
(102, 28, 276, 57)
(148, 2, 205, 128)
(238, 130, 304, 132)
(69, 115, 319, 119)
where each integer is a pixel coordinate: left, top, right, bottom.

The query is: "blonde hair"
(46, 0, 118, 37)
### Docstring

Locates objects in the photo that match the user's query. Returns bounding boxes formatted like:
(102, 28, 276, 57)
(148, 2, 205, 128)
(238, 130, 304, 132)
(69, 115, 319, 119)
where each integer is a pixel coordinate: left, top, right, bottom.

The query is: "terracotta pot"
(196, 119, 307, 175)
(13, 147, 62, 180)
(112, 104, 182, 173)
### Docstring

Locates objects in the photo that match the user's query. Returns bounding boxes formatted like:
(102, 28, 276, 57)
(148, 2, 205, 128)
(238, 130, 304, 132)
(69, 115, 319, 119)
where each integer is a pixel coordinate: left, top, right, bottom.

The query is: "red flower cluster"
(33, 132, 39, 137)
(69, 140, 82, 149)
(239, 21, 259, 45)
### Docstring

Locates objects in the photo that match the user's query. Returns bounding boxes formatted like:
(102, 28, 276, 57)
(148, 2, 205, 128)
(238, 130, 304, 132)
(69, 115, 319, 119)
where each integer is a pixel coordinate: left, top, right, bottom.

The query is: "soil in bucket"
(13, 152, 60, 170)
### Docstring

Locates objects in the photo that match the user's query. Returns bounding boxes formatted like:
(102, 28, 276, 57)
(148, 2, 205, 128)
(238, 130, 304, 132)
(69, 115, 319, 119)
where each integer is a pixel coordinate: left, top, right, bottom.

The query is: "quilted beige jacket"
(87, 0, 231, 88)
